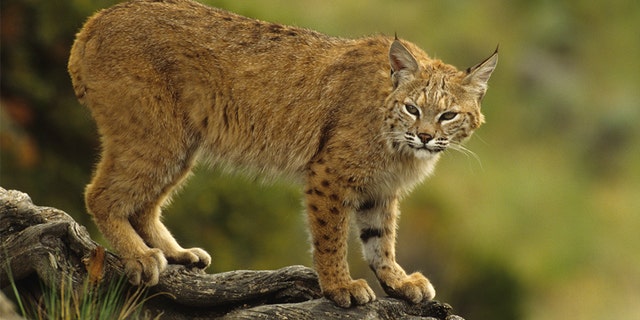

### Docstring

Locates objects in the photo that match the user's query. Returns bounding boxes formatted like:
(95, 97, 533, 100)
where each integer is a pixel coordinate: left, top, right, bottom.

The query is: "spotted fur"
(69, 0, 497, 308)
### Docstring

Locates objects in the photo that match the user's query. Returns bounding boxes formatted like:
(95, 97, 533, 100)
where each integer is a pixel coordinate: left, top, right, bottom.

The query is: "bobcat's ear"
(463, 46, 498, 100)
(389, 39, 419, 88)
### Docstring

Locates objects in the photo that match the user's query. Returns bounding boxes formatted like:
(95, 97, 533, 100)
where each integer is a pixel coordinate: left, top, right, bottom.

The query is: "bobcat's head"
(384, 39, 497, 159)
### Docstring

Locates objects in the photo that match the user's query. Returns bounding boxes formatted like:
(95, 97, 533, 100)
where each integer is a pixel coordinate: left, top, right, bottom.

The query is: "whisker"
(447, 142, 483, 170)
(473, 132, 489, 147)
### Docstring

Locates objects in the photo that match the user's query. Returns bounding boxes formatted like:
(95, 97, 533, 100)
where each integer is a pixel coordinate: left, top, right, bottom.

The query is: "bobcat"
(68, 0, 497, 308)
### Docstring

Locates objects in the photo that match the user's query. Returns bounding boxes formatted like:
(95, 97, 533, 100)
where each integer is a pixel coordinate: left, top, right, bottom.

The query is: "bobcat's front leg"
(356, 196, 435, 303)
(305, 168, 375, 308)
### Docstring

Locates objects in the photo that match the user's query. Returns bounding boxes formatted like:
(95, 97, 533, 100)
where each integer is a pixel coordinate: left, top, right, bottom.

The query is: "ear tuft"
(389, 39, 419, 88)
(464, 47, 498, 98)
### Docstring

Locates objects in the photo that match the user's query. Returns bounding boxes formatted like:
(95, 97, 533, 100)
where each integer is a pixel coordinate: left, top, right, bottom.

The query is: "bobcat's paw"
(166, 247, 211, 269)
(122, 248, 168, 286)
(323, 279, 376, 308)
(381, 272, 436, 304)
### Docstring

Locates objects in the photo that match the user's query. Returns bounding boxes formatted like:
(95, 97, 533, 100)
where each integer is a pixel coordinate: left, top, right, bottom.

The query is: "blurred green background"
(2, 0, 639, 319)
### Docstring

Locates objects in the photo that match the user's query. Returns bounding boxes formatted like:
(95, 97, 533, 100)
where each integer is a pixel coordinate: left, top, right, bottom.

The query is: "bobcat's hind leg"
(129, 147, 211, 269)
(85, 152, 168, 286)
(86, 140, 210, 286)
(128, 160, 211, 269)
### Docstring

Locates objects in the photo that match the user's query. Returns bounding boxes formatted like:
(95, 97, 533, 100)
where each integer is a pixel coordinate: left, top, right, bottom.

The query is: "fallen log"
(0, 187, 464, 319)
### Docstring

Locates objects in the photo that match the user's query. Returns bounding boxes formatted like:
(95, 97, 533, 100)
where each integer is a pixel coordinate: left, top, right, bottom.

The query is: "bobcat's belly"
(195, 106, 323, 178)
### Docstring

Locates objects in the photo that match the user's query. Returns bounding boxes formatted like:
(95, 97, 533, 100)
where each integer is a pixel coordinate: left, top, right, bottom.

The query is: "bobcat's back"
(69, 0, 403, 178)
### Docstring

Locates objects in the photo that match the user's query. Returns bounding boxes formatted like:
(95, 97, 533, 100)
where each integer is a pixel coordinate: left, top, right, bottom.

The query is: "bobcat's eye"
(404, 104, 420, 117)
(439, 112, 458, 121)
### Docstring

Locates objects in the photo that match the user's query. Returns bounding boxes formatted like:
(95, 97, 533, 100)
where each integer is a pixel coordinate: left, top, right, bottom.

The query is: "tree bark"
(0, 187, 464, 319)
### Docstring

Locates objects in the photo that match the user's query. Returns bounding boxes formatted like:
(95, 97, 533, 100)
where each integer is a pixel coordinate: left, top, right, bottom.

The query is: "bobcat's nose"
(417, 133, 433, 144)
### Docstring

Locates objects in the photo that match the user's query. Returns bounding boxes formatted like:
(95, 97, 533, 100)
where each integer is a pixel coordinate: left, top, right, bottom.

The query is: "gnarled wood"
(0, 187, 464, 319)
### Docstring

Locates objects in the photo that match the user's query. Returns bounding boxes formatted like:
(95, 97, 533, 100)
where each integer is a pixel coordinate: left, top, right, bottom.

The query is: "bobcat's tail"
(68, 30, 89, 105)
(68, 9, 106, 106)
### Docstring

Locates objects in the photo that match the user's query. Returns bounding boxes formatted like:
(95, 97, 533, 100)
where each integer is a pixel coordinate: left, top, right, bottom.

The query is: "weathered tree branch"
(0, 187, 464, 319)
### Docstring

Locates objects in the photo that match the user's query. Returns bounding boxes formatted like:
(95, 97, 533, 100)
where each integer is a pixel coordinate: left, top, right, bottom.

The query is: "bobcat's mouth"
(408, 144, 446, 153)
(403, 132, 448, 154)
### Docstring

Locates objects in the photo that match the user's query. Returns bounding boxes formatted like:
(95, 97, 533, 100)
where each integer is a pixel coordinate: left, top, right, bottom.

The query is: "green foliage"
(2, 0, 639, 319)
(165, 167, 310, 271)
(6, 271, 152, 320)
